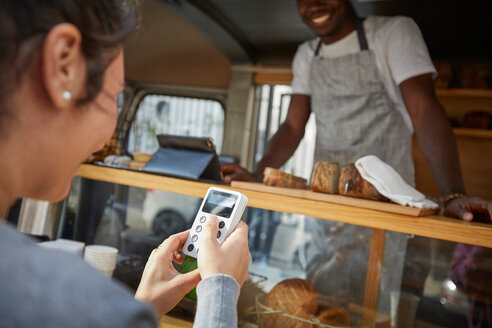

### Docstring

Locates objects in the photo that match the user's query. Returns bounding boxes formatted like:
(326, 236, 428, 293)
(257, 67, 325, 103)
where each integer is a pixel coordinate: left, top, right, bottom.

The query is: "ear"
(41, 23, 86, 109)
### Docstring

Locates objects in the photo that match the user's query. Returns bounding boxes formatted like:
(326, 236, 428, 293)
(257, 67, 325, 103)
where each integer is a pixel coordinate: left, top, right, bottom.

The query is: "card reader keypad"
(185, 214, 231, 257)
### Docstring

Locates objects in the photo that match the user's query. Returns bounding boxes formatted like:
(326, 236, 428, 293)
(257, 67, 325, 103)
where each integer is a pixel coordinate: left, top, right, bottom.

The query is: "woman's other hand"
(135, 230, 201, 317)
(198, 216, 251, 287)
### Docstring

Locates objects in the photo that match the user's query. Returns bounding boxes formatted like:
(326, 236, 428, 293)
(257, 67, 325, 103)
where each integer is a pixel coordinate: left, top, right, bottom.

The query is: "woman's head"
(0, 0, 137, 208)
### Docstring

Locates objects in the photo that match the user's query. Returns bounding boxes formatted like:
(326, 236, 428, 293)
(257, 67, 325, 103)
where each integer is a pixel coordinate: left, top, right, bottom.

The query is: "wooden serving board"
(231, 181, 439, 217)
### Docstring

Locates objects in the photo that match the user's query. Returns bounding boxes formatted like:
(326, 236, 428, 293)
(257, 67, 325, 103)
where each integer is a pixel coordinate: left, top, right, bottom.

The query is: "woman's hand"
(135, 230, 201, 317)
(198, 216, 251, 287)
(444, 196, 492, 223)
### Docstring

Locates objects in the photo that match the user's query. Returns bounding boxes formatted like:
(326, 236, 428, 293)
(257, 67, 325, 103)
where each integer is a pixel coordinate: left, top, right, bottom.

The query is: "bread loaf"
(338, 164, 389, 202)
(463, 111, 492, 129)
(132, 152, 153, 163)
(263, 167, 308, 189)
(433, 60, 453, 89)
(310, 161, 340, 194)
(128, 160, 146, 169)
(315, 307, 350, 327)
(261, 279, 318, 328)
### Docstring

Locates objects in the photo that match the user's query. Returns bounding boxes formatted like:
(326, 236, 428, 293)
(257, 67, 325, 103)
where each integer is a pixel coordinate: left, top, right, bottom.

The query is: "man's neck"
(321, 16, 357, 45)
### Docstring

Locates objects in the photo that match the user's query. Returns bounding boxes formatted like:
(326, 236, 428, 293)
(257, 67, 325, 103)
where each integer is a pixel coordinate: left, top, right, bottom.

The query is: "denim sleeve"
(193, 274, 240, 328)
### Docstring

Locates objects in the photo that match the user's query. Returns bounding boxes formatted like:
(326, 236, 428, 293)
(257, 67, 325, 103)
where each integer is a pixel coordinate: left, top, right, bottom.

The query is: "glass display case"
(68, 164, 492, 328)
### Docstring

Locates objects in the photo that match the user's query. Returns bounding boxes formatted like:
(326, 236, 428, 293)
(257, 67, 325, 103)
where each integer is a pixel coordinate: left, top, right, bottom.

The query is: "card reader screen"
(202, 190, 238, 218)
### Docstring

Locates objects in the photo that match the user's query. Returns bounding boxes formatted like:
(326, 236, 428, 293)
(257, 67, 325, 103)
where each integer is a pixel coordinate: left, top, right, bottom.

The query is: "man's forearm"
(255, 123, 304, 179)
(414, 104, 466, 197)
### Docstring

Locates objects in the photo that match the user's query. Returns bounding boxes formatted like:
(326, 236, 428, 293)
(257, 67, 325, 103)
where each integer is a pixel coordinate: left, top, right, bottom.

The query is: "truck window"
(253, 84, 316, 180)
(127, 94, 225, 154)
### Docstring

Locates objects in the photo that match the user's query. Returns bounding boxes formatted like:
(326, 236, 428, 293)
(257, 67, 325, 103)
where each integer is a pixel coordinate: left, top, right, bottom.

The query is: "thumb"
(176, 269, 202, 291)
(223, 175, 233, 184)
(201, 216, 219, 249)
(453, 204, 474, 222)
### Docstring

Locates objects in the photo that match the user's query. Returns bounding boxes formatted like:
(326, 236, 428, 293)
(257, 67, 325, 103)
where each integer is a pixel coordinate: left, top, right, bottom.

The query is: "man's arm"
(255, 94, 311, 177)
(400, 73, 465, 196)
(400, 73, 492, 221)
(221, 94, 311, 182)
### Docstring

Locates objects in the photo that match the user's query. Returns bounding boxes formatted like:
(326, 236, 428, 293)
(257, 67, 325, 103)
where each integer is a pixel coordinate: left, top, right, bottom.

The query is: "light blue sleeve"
(193, 274, 240, 328)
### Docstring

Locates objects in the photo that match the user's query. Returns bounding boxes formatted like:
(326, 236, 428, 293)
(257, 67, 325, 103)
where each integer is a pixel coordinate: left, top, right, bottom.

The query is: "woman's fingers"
(200, 216, 219, 250)
(159, 230, 190, 254)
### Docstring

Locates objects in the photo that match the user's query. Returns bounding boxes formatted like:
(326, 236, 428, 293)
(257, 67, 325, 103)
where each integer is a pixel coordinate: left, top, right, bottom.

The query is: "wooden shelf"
(77, 164, 492, 248)
(453, 128, 492, 138)
(159, 315, 192, 328)
(436, 88, 492, 98)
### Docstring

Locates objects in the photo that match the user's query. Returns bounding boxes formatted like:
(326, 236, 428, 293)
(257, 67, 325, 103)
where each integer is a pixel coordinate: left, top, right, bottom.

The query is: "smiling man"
(221, 0, 492, 313)
(223, 0, 492, 227)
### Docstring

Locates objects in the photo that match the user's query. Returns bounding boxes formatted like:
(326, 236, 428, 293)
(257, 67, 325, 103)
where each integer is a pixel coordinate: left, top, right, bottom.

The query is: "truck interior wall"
(124, 0, 231, 89)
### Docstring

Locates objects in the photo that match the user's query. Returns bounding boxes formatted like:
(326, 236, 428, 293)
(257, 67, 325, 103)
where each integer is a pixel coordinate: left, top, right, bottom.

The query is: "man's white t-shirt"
(291, 16, 436, 132)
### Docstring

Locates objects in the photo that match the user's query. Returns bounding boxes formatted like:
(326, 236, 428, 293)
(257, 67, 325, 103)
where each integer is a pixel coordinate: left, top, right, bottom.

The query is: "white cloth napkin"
(355, 155, 438, 209)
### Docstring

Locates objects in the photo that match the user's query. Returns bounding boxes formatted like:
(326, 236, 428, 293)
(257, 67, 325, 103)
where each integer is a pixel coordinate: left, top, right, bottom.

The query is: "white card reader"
(183, 187, 248, 258)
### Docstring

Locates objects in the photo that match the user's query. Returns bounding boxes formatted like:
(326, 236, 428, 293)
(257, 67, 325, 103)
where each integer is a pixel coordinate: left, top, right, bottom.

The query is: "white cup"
(84, 245, 118, 276)
(390, 291, 420, 328)
(39, 239, 85, 256)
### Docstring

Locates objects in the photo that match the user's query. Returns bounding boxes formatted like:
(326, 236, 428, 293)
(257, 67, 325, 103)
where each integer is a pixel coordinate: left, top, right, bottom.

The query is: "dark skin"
(222, 0, 492, 223)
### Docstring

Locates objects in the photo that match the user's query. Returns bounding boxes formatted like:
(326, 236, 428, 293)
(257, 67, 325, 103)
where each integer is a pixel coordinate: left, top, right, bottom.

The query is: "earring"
(62, 91, 72, 100)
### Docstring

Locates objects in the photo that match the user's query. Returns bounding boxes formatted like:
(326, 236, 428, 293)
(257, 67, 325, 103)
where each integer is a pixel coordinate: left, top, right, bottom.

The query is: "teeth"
(312, 14, 331, 24)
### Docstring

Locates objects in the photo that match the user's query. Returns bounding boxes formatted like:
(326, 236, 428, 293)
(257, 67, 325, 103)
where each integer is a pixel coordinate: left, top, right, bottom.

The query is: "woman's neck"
(0, 183, 16, 219)
(0, 139, 24, 218)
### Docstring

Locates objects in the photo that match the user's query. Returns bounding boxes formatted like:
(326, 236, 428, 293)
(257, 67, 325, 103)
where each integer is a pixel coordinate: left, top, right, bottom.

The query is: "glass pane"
(66, 180, 492, 327)
(253, 84, 316, 180)
(127, 95, 224, 154)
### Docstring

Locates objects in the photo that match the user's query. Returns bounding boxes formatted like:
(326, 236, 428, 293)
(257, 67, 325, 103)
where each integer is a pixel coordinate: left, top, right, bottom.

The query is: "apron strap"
(314, 39, 323, 57)
(355, 17, 369, 51)
(314, 17, 369, 57)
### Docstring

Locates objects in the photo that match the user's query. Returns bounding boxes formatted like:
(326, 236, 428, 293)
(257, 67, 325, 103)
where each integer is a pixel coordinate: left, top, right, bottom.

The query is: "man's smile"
(312, 13, 332, 25)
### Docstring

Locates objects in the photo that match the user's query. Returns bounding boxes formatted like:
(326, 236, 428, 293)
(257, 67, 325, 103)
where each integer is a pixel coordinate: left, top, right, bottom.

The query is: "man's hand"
(444, 196, 492, 223)
(135, 230, 201, 317)
(220, 94, 310, 184)
(221, 163, 261, 183)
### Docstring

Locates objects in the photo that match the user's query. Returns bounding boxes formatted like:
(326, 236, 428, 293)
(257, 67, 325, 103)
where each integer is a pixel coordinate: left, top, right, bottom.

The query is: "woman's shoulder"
(0, 222, 156, 328)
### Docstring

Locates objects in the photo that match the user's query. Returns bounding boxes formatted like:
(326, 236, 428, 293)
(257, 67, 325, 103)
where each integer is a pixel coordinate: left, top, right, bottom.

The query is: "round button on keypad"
(200, 216, 206, 223)
(187, 244, 194, 252)
(196, 225, 202, 233)
(219, 221, 225, 229)
(217, 231, 221, 239)
(192, 235, 198, 242)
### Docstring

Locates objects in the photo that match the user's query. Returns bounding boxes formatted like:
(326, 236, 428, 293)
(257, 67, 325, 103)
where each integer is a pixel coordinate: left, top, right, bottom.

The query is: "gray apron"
(305, 18, 411, 312)
(310, 19, 413, 181)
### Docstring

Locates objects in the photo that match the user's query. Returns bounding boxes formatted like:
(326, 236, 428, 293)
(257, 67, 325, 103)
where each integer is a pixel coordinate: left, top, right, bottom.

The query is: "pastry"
(128, 160, 146, 169)
(132, 152, 153, 163)
(433, 60, 453, 89)
(260, 278, 318, 328)
(310, 161, 340, 194)
(316, 307, 350, 327)
(463, 111, 492, 129)
(263, 167, 308, 189)
(338, 164, 388, 202)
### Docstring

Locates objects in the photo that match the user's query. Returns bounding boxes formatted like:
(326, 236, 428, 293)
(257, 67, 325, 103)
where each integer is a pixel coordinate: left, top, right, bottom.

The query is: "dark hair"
(0, 0, 137, 113)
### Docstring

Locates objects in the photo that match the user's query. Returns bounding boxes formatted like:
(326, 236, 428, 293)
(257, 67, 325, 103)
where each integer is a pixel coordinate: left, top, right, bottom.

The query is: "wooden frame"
(77, 164, 492, 248)
(77, 164, 492, 327)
